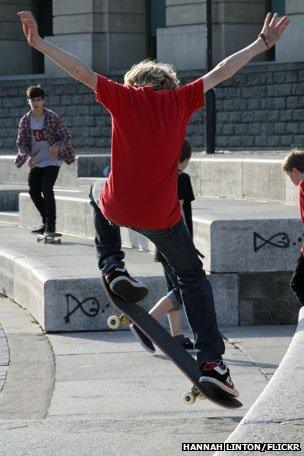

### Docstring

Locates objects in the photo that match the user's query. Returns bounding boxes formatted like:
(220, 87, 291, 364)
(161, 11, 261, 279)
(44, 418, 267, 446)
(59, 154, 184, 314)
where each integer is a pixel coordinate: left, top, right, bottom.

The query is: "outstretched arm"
(17, 11, 97, 91)
(203, 13, 289, 93)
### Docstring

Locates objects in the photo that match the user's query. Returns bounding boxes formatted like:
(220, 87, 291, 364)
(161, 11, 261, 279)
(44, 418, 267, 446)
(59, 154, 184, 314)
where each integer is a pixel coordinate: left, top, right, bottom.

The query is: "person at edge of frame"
(282, 150, 304, 308)
(15, 84, 75, 236)
(17, 9, 289, 397)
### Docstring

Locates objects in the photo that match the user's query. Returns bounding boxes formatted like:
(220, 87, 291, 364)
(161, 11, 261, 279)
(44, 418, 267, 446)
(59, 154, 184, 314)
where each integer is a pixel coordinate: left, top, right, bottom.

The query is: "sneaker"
(31, 224, 46, 234)
(45, 225, 56, 236)
(181, 337, 195, 351)
(130, 324, 155, 353)
(104, 267, 148, 303)
(199, 360, 239, 397)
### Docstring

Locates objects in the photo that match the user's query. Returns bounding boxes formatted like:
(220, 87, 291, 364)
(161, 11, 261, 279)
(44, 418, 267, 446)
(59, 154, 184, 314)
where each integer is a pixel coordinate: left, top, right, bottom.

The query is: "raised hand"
(17, 11, 40, 47)
(259, 12, 289, 49)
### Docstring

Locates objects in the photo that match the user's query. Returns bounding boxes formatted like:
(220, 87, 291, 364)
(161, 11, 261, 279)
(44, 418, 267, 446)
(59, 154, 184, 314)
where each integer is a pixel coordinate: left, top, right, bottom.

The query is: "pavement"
(0, 295, 295, 456)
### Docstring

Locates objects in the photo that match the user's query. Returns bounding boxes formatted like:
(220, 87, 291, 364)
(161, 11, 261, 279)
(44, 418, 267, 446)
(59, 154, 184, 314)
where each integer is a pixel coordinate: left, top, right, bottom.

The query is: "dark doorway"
(265, 0, 286, 61)
(31, 0, 53, 73)
(146, 0, 166, 59)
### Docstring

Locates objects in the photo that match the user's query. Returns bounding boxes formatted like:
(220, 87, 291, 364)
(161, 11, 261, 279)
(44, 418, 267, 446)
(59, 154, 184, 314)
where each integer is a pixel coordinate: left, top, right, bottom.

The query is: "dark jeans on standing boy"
(89, 183, 225, 368)
(28, 165, 60, 231)
(290, 254, 304, 306)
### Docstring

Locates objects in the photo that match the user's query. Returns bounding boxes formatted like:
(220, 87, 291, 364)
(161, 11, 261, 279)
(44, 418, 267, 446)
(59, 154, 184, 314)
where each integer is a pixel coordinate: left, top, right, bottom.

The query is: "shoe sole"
(130, 325, 155, 353)
(199, 376, 239, 397)
(110, 277, 148, 303)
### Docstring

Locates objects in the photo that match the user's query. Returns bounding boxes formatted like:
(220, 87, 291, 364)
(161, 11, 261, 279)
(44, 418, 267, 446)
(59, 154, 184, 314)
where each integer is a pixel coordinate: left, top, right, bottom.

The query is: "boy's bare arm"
(203, 13, 289, 93)
(17, 11, 97, 91)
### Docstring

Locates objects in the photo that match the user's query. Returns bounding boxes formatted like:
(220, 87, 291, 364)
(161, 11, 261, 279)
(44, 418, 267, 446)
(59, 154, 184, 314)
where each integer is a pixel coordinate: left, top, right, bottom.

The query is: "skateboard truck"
(107, 314, 132, 330)
(183, 386, 206, 405)
(37, 232, 62, 245)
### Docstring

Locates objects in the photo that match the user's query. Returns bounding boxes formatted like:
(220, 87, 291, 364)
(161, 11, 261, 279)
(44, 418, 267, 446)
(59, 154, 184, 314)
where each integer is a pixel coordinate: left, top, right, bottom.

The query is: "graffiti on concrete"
(253, 232, 290, 252)
(64, 294, 109, 323)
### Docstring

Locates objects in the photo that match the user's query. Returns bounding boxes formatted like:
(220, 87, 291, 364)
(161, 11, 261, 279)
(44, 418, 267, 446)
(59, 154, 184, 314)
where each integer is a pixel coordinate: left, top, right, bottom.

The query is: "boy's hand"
(27, 157, 36, 169)
(17, 11, 40, 47)
(259, 12, 289, 50)
(50, 146, 59, 158)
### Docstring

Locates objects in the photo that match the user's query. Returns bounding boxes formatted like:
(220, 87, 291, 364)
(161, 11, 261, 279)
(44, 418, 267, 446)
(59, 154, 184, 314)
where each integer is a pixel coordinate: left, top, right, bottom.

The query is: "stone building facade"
(1, 0, 304, 151)
(0, 0, 296, 76)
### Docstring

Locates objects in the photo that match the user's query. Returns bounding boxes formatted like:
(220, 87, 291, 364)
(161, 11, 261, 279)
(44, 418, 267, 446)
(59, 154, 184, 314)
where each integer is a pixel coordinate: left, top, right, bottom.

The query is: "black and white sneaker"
(104, 267, 148, 303)
(31, 224, 46, 234)
(199, 360, 239, 397)
(130, 324, 155, 353)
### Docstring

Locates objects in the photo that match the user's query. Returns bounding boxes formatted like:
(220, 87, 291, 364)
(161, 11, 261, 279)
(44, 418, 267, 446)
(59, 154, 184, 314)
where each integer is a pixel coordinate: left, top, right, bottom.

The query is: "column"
(276, 0, 304, 62)
(45, 0, 148, 76)
(157, 0, 265, 71)
(0, 0, 32, 75)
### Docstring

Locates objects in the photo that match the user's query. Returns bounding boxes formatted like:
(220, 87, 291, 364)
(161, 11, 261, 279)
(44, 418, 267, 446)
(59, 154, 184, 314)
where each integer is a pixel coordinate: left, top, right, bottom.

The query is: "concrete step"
(0, 211, 19, 224)
(0, 185, 27, 211)
(19, 191, 302, 273)
(0, 155, 111, 187)
(16, 192, 301, 325)
(0, 225, 238, 331)
(187, 151, 298, 205)
(1, 152, 298, 204)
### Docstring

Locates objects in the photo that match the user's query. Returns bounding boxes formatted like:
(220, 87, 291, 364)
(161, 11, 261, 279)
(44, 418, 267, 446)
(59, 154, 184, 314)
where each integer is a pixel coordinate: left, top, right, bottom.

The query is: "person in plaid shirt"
(15, 85, 75, 235)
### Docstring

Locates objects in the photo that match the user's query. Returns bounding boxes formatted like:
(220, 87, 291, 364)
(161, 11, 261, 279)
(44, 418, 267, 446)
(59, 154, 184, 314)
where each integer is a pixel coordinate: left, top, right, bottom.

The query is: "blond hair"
(124, 59, 179, 90)
(282, 150, 304, 173)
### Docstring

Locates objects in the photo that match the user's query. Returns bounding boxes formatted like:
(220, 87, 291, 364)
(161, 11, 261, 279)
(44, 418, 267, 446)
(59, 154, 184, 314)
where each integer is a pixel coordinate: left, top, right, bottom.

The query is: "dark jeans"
(28, 166, 60, 229)
(89, 186, 225, 366)
(158, 252, 183, 310)
(290, 254, 304, 306)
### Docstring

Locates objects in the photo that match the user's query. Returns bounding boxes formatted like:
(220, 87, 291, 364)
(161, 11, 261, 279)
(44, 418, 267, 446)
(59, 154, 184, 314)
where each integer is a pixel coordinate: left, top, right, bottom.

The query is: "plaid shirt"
(15, 108, 75, 168)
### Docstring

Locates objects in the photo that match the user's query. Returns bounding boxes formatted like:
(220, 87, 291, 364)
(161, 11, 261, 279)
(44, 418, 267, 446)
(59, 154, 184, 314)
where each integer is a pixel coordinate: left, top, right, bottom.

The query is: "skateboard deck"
(37, 232, 62, 244)
(101, 276, 242, 409)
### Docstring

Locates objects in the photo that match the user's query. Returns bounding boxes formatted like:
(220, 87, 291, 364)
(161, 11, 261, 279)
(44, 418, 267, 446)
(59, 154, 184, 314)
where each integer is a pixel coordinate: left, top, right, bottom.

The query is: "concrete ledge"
(0, 154, 298, 204)
(216, 307, 304, 455)
(186, 155, 299, 205)
(0, 226, 238, 331)
(19, 193, 302, 273)
(0, 155, 111, 188)
(0, 187, 27, 211)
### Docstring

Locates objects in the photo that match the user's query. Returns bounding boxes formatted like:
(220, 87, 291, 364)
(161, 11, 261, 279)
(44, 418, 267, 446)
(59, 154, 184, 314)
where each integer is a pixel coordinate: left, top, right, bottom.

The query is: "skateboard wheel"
(182, 392, 196, 405)
(107, 315, 120, 330)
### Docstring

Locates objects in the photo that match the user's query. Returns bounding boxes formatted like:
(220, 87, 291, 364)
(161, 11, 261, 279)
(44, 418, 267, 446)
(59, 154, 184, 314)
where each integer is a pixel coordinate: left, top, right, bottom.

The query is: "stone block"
(242, 161, 286, 202)
(238, 272, 300, 325)
(0, 249, 15, 297)
(157, 25, 206, 71)
(0, 189, 24, 211)
(200, 159, 243, 199)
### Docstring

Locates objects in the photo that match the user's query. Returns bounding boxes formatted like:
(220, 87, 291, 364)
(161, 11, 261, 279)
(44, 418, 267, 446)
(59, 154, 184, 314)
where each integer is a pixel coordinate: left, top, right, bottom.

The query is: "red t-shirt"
(300, 181, 304, 253)
(95, 74, 204, 229)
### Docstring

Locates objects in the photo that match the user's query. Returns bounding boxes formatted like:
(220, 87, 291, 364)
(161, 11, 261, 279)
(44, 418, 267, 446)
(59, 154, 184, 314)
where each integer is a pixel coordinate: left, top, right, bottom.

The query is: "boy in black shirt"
(130, 140, 197, 352)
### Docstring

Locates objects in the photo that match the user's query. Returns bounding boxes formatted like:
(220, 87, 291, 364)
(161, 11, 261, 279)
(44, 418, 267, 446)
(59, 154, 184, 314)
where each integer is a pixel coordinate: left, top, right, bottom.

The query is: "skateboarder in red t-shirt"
(18, 10, 289, 397)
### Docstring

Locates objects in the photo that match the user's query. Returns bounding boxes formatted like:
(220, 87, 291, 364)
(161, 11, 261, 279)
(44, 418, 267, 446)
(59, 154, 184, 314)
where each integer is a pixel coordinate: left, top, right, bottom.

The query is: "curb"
(215, 306, 304, 455)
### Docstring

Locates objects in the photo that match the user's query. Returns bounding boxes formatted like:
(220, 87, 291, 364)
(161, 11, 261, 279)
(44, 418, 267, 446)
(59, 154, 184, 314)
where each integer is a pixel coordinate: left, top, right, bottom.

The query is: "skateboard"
(101, 276, 242, 409)
(37, 232, 62, 245)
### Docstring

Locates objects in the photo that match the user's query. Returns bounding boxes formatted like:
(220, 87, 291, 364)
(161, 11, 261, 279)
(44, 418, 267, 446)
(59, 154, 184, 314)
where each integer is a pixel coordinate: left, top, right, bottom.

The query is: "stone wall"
(1, 60, 304, 152)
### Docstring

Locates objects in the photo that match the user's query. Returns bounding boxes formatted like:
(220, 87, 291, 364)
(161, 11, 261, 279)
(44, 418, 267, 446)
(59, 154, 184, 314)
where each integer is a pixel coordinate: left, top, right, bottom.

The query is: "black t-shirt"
(155, 171, 195, 262)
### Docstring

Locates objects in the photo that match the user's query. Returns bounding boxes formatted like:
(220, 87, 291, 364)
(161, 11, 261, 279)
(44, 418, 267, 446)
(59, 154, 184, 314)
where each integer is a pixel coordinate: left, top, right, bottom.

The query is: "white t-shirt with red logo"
(30, 114, 60, 167)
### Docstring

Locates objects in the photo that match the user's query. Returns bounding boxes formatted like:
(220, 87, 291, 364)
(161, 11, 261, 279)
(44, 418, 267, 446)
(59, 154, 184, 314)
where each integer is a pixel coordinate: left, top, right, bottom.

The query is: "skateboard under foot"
(37, 232, 62, 245)
(102, 276, 242, 409)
